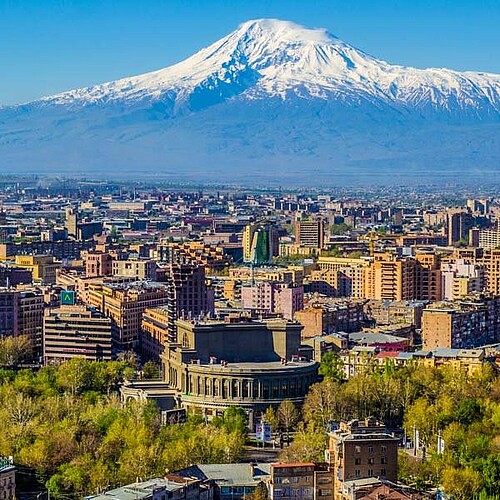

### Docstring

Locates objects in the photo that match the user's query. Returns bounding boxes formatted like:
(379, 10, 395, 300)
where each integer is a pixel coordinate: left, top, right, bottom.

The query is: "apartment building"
(422, 295, 500, 349)
(87, 281, 169, 351)
(441, 259, 484, 300)
(241, 281, 304, 320)
(0, 287, 44, 360)
(14, 254, 59, 284)
(112, 258, 158, 280)
(141, 306, 169, 361)
(295, 299, 365, 338)
(43, 305, 114, 363)
(294, 218, 325, 249)
(447, 209, 473, 245)
(327, 418, 398, 500)
(269, 463, 333, 500)
(364, 300, 426, 328)
(364, 254, 416, 301)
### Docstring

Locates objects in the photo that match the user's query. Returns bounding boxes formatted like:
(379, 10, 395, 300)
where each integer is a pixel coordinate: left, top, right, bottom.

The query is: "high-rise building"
(422, 295, 500, 349)
(447, 209, 473, 246)
(364, 254, 416, 301)
(0, 288, 44, 360)
(295, 218, 324, 248)
(243, 223, 278, 264)
(475, 249, 500, 295)
(65, 207, 78, 238)
(43, 305, 114, 363)
(165, 262, 214, 343)
(415, 252, 442, 301)
(476, 225, 500, 249)
(86, 281, 169, 352)
(467, 198, 490, 215)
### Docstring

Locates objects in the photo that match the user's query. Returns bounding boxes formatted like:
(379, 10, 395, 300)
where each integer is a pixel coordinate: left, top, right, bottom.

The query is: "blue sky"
(0, 0, 499, 105)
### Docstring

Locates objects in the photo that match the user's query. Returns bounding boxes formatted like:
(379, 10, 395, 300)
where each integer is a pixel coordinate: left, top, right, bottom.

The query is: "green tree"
(0, 335, 32, 366)
(318, 351, 345, 382)
(280, 422, 327, 462)
(264, 406, 278, 433)
(277, 400, 299, 443)
(220, 406, 247, 435)
(142, 361, 160, 379)
(442, 466, 483, 500)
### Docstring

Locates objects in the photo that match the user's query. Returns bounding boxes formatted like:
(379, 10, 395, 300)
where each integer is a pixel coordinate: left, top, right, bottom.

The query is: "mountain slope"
(1, 19, 499, 184)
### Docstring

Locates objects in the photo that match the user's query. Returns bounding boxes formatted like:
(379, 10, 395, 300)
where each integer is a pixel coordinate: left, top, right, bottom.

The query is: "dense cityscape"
(0, 177, 499, 499)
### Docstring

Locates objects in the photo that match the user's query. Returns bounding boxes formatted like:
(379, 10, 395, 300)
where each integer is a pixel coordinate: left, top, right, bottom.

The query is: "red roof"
(375, 351, 400, 358)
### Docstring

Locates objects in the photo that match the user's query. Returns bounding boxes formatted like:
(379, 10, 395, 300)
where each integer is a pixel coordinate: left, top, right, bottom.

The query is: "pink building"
(241, 281, 304, 320)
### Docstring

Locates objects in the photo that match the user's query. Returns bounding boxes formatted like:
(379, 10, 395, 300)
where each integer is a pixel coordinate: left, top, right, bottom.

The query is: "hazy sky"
(1, 0, 499, 105)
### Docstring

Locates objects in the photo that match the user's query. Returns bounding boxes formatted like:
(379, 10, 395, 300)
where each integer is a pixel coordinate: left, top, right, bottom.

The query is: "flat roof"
(187, 360, 318, 373)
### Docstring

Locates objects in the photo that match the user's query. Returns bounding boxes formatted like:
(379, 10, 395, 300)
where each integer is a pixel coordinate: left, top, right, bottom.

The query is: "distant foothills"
(0, 19, 499, 184)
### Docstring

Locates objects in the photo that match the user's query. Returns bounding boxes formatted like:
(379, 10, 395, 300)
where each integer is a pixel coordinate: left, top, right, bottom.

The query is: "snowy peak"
(21, 18, 500, 117)
(233, 18, 334, 44)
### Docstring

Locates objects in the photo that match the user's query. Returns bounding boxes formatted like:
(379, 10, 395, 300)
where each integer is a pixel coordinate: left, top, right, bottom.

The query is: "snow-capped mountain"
(1, 19, 499, 184)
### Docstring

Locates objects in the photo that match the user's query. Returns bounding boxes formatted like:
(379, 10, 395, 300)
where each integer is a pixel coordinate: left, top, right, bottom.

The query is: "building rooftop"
(83, 478, 187, 500)
(411, 348, 485, 359)
(186, 359, 317, 373)
(349, 332, 408, 345)
(105, 280, 167, 291)
(177, 463, 270, 486)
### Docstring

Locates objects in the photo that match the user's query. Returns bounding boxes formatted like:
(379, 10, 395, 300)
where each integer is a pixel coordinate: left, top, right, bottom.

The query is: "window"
(381, 457, 387, 464)
(354, 458, 361, 465)
(355, 446, 361, 453)
(368, 469, 374, 476)
(381, 445, 387, 453)
(368, 445, 374, 453)
(381, 468, 387, 476)
(368, 458, 374, 465)
(355, 469, 361, 478)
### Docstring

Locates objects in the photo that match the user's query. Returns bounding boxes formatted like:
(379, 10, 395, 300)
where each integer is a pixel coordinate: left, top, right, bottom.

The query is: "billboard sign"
(61, 290, 75, 306)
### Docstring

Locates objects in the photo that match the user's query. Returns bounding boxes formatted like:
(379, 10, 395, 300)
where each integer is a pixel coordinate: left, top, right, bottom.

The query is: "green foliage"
(0, 335, 33, 366)
(318, 351, 345, 382)
(321, 246, 342, 257)
(263, 406, 278, 431)
(0, 360, 246, 498)
(280, 422, 327, 463)
(212, 406, 247, 435)
(330, 223, 352, 235)
(142, 361, 160, 379)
